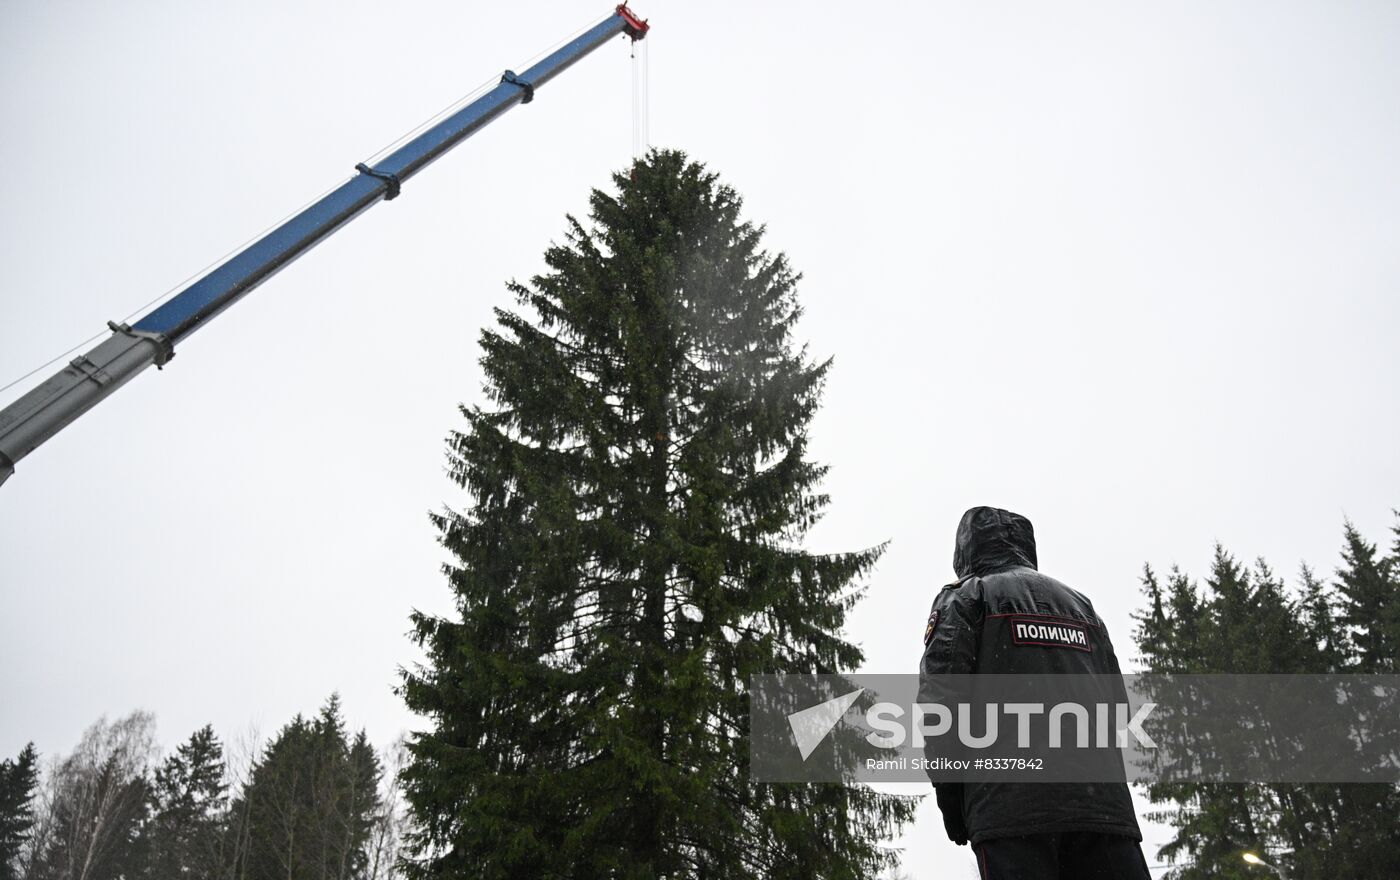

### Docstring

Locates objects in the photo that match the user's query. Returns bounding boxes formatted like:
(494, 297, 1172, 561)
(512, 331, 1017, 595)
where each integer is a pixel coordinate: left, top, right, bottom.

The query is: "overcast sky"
(3, 1, 1398, 875)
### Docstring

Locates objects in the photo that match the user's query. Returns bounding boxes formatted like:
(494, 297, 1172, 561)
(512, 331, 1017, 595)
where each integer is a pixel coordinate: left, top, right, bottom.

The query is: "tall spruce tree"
(401, 150, 914, 878)
(0, 744, 39, 880)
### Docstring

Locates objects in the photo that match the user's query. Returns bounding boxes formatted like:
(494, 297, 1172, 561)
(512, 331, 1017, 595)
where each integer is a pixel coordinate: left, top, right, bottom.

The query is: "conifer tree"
(343, 731, 383, 880)
(236, 695, 382, 880)
(0, 744, 39, 880)
(1337, 520, 1397, 672)
(1296, 564, 1346, 672)
(1328, 518, 1400, 873)
(1139, 552, 1272, 880)
(401, 150, 914, 878)
(142, 725, 227, 880)
(1133, 565, 1169, 665)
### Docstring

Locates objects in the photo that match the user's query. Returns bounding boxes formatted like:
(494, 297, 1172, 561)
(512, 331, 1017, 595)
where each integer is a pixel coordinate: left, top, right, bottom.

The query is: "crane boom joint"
(354, 163, 402, 200)
(500, 70, 535, 104)
(107, 321, 174, 367)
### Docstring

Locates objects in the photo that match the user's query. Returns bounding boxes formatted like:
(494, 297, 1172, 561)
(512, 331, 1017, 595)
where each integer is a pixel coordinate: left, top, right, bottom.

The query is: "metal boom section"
(0, 5, 649, 487)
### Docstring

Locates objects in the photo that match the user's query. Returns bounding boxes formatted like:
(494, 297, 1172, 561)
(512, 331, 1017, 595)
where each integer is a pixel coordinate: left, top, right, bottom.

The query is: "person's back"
(919, 506, 1150, 879)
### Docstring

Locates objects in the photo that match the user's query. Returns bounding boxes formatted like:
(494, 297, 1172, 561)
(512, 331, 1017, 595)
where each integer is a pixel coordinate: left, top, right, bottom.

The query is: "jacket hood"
(953, 506, 1038, 578)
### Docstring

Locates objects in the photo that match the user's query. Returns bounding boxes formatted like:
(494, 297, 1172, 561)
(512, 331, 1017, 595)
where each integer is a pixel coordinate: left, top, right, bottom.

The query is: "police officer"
(919, 506, 1151, 879)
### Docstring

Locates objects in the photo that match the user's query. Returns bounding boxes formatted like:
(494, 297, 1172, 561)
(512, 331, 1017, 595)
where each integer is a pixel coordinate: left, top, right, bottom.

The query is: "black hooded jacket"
(919, 506, 1141, 845)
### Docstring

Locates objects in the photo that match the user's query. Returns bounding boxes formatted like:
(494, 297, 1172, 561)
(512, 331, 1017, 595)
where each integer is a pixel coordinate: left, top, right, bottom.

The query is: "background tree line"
(0, 695, 409, 880)
(1133, 512, 1400, 878)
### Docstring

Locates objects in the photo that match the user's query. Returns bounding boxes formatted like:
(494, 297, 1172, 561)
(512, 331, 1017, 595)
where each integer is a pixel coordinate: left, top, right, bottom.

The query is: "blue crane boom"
(0, 5, 649, 487)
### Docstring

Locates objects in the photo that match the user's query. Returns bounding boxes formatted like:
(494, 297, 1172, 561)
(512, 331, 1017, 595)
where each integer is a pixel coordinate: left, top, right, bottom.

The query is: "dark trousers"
(973, 832, 1151, 879)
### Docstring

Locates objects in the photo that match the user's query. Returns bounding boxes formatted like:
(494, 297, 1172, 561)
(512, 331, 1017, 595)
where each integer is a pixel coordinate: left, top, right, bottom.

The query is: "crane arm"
(0, 5, 649, 487)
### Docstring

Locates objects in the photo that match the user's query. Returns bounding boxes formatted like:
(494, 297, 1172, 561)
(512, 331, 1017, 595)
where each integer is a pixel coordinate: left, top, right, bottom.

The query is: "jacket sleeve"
(918, 580, 984, 683)
(916, 580, 984, 846)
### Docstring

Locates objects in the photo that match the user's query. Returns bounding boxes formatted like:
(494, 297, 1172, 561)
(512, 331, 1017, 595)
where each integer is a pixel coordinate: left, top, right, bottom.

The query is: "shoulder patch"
(923, 609, 940, 646)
